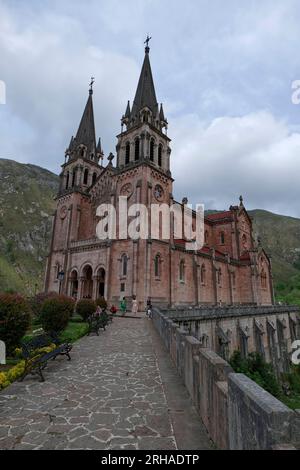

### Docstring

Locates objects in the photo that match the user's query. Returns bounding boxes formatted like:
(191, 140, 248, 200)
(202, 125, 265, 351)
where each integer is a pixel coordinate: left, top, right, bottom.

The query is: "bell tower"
(58, 80, 104, 196)
(116, 42, 171, 176)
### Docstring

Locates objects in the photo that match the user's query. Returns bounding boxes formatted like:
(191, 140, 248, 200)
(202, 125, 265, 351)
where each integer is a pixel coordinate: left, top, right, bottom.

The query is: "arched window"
(150, 139, 155, 162)
(92, 172, 97, 185)
(135, 138, 140, 161)
(72, 168, 77, 187)
(261, 269, 267, 289)
(65, 172, 70, 189)
(220, 232, 225, 245)
(158, 144, 162, 167)
(83, 168, 89, 185)
(80, 148, 85, 157)
(125, 142, 130, 165)
(204, 230, 209, 244)
(121, 254, 128, 277)
(201, 264, 206, 284)
(179, 260, 185, 282)
(154, 254, 161, 278)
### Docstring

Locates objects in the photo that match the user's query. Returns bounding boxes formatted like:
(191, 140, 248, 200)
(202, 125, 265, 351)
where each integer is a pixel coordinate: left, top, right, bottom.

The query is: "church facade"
(44, 45, 274, 309)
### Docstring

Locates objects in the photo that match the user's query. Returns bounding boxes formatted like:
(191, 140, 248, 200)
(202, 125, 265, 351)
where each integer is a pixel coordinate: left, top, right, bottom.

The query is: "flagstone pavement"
(0, 316, 212, 450)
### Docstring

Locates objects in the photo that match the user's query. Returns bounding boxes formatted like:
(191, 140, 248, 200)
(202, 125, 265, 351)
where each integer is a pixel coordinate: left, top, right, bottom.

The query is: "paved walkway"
(0, 316, 212, 450)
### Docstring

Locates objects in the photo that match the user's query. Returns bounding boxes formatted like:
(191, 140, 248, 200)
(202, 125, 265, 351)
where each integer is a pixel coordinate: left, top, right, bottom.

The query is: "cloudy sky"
(1, 0, 300, 217)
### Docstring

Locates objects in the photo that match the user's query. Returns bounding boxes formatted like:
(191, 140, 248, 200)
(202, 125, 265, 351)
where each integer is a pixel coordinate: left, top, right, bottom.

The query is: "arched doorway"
(97, 268, 105, 298)
(82, 265, 93, 298)
(70, 270, 78, 299)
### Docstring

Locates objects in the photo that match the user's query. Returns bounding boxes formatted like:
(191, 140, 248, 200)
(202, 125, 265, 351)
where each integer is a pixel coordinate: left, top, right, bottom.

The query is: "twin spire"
(66, 37, 166, 164)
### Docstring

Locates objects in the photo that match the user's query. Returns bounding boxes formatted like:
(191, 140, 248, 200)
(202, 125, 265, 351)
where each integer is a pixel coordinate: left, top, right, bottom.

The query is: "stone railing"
(162, 304, 300, 322)
(152, 307, 300, 450)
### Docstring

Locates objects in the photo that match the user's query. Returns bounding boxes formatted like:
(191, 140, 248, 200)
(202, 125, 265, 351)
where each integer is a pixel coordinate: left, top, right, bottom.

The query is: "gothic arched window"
(204, 230, 209, 244)
(121, 254, 128, 277)
(261, 269, 267, 289)
(154, 254, 161, 278)
(179, 260, 185, 282)
(72, 168, 77, 187)
(92, 172, 97, 185)
(150, 139, 155, 162)
(83, 168, 89, 185)
(80, 148, 85, 157)
(158, 144, 162, 167)
(201, 264, 206, 284)
(125, 142, 130, 165)
(135, 138, 140, 161)
(220, 232, 225, 245)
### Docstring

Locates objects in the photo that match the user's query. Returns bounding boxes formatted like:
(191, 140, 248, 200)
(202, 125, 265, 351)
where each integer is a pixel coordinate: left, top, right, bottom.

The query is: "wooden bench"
(20, 332, 72, 382)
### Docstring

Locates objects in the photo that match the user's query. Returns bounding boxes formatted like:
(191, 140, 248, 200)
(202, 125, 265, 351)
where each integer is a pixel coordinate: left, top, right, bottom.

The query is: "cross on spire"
(144, 35, 152, 52)
(89, 77, 95, 95)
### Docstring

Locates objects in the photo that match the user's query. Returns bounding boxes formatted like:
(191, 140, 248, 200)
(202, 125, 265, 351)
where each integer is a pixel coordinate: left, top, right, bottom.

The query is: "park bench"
(87, 311, 110, 336)
(20, 332, 72, 382)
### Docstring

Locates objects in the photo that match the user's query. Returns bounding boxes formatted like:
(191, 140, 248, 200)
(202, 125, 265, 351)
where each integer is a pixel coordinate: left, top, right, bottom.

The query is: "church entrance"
(82, 265, 93, 299)
(97, 268, 105, 298)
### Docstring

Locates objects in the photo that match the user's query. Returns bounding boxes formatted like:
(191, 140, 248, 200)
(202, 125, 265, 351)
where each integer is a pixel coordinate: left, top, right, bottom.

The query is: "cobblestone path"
(0, 317, 212, 450)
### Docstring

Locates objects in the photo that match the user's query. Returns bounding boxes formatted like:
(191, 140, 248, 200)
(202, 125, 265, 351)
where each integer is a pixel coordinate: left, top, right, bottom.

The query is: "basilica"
(44, 44, 274, 309)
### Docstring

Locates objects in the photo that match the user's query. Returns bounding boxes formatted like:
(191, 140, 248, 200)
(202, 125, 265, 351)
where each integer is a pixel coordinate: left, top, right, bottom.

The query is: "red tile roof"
(206, 211, 233, 221)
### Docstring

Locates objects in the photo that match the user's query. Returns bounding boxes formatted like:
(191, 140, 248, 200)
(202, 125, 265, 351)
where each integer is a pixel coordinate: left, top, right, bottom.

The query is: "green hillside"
(0, 158, 59, 294)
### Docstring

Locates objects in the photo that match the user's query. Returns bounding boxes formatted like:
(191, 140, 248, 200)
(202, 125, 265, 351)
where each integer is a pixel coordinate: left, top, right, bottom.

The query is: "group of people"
(118, 296, 153, 318)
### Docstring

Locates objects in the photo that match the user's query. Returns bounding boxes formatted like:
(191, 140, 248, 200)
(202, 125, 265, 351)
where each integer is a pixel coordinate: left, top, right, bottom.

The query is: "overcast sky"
(1, 0, 300, 217)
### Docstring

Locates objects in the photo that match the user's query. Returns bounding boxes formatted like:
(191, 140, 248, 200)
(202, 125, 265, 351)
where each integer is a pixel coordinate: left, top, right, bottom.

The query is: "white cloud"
(171, 110, 300, 217)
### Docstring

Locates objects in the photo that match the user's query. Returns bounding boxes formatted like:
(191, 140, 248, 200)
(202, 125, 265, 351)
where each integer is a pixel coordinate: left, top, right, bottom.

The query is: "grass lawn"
(59, 321, 89, 343)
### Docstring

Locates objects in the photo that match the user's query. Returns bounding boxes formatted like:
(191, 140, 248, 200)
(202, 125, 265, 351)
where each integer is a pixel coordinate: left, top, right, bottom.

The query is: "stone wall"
(162, 305, 300, 375)
(152, 307, 300, 450)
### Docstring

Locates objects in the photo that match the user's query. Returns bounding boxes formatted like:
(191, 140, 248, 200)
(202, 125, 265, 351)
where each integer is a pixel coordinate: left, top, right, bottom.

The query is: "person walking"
(120, 297, 127, 316)
(132, 295, 138, 316)
(146, 298, 152, 319)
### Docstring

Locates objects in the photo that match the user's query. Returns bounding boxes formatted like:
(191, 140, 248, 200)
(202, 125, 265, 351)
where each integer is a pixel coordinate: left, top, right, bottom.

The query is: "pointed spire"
(130, 46, 158, 118)
(74, 87, 96, 157)
(125, 100, 131, 118)
(159, 103, 165, 121)
(96, 137, 103, 154)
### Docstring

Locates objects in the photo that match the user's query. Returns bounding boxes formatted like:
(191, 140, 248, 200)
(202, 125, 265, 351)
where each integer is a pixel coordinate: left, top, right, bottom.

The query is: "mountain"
(0, 159, 59, 294)
(249, 209, 300, 285)
(0, 158, 299, 299)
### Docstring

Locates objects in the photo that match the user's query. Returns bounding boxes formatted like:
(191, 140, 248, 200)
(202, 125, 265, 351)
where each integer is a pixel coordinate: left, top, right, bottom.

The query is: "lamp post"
(58, 270, 65, 295)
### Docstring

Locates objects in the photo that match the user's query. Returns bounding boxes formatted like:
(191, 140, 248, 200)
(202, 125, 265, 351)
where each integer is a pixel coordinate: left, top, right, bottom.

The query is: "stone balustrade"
(152, 307, 300, 450)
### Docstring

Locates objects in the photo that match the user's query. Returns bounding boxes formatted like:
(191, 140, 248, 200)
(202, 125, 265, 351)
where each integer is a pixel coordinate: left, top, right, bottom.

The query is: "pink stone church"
(44, 44, 274, 309)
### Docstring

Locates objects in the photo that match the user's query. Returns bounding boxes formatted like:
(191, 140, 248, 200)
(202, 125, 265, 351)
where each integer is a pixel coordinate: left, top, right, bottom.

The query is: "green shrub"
(40, 295, 75, 333)
(76, 299, 96, 321)
(29, 291, 59, 318)
(95, 297, 108, 310)
(229, 351, 282, 399)
(0, 293, 31, 354)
